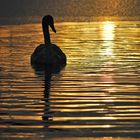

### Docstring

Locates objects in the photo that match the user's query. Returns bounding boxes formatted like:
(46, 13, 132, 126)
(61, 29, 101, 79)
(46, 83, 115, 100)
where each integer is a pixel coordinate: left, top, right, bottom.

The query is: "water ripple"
(0, 21, 140, 138)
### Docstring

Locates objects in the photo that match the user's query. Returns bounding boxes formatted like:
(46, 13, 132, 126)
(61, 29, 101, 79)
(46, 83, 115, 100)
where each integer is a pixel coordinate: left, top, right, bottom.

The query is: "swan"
(31, 15, 66, 66)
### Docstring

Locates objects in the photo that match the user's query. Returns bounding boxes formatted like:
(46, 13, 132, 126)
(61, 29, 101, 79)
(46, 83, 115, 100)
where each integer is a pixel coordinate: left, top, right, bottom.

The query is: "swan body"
(31, 15, 66, 66)
(31, 44, 66, 65)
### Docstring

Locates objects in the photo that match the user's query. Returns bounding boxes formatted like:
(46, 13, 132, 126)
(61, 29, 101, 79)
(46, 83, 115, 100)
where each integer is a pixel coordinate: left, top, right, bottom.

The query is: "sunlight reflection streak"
(101, 22, 115, 56)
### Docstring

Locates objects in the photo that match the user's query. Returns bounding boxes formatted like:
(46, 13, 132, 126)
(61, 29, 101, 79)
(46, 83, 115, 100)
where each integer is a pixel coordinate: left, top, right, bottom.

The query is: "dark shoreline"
(0, 16, 139, 25)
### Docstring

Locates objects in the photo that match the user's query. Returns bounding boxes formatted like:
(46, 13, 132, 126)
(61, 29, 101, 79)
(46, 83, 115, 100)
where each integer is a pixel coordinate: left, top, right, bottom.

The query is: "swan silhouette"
(31, 15, 66, 66)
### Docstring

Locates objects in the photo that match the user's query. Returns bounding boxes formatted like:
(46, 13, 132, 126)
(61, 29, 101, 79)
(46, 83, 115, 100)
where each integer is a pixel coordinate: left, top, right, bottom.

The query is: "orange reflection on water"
(0, 125, 43, 129)
(49, 124, 112, 129)
(101, 21, 115, 56)
(0, 115, 42, 120)
(100, 21, 116, 85)
(50, 108, 106, 112)
(102, 22, 115, 40)
(52, 116, 117, 121)
(0, 21, 140, 137)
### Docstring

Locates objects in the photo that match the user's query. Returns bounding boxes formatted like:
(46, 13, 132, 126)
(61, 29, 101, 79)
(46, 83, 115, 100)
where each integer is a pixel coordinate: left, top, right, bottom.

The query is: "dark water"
(0, 21, 140, 139)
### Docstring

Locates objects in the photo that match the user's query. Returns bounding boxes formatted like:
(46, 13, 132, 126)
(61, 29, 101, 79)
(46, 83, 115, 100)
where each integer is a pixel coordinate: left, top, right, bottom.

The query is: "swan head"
(42, 15, 56, 33)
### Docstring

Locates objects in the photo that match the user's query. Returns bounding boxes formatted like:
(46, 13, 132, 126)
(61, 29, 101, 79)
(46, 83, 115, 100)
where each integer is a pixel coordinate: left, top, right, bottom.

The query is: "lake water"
(0, 21, 140, 139)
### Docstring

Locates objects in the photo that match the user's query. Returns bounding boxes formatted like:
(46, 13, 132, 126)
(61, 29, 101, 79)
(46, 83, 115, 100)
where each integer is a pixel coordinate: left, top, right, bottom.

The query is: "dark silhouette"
(31, 15, 66, 123)
(31, 15, 66, 66)
(32, 63, 65, 123)
(42, 66, 53, 121)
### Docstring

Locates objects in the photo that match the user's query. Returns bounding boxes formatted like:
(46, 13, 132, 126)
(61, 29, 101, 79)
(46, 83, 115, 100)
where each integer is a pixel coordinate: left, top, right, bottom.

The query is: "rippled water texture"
(0, 21, 140, 139)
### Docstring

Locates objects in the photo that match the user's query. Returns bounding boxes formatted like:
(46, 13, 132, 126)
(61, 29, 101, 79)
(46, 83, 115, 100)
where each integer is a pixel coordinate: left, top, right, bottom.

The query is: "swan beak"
(50, 23, 56, 33)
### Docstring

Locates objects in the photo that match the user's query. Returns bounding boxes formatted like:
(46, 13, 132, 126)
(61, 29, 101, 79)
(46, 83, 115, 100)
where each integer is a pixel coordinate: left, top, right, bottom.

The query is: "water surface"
(0, 21, 140, 139)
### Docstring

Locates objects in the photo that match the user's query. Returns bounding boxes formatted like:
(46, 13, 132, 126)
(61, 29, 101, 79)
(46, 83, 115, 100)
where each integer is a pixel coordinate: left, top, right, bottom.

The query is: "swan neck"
(42, 24, 51, 45)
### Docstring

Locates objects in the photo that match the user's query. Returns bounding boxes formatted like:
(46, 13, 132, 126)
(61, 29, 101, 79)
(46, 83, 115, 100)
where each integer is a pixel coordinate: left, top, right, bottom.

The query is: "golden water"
(0, 21, 140, 139)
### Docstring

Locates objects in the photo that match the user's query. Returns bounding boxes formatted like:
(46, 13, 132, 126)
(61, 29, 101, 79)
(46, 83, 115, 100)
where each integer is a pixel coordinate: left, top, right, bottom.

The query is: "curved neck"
(42, 24, 51, 45)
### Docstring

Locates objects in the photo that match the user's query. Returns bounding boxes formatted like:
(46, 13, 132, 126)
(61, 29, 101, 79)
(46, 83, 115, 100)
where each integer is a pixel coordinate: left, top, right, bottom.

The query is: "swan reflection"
(32, 64, 65, 129)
